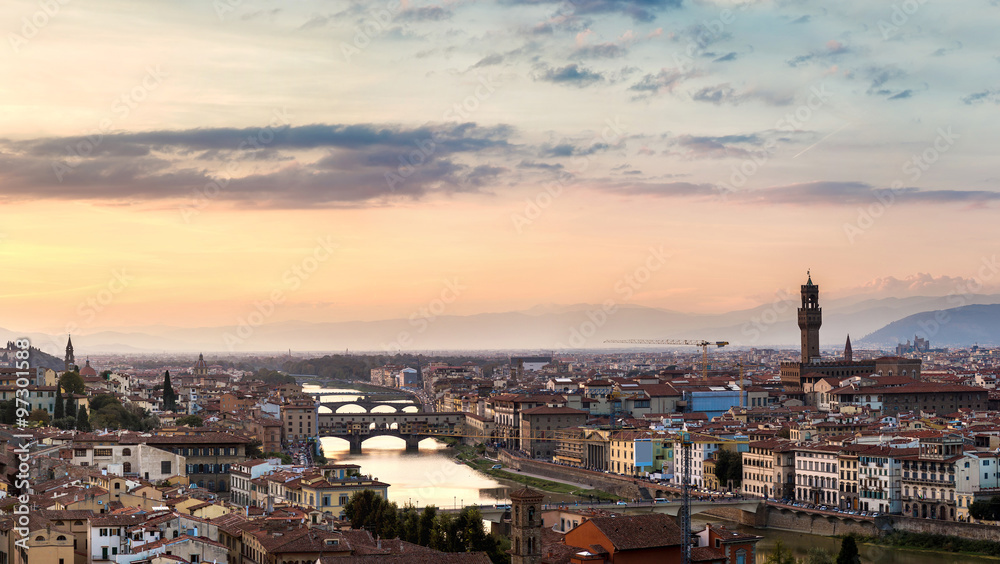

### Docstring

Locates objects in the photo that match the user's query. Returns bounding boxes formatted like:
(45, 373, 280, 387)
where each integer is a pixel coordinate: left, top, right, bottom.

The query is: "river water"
(307, 386, 997, 563)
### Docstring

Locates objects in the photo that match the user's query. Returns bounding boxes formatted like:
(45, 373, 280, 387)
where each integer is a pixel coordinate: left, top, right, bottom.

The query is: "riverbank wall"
(497, 451, 642, 498)
(495, 453, 998, 542)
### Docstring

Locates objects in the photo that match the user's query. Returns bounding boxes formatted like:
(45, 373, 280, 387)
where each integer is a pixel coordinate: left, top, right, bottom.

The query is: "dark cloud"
(863, 65, 918, 99)
(962, 88, 1000, 105)
(629, 68, 698, 95)
(931, 41, 963, 57)
(668, 134, 764, 159)
(397, 5, 452, 22)
(787, 40, 851, 67)
(505, 0, 683, 22)
(713, 52, 738, 63)
(535, 64, 605, 86)
(473, 53, 506, 67)
(572, 42, 629, 59)
(691, 84, 742, 105)
(597, 180, 1000, 207)
(0, 123, 521, 207)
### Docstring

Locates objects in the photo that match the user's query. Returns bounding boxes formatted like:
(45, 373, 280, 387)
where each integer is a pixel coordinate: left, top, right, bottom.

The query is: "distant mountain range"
(856, 304, 1000, 348)
(4, 293, 1000, 354)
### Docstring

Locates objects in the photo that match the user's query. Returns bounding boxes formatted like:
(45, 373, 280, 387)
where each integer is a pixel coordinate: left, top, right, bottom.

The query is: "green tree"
(28, 408, 51, 425)
(163, 370, 177, 412)
(77, 405, 91, 432)
(59, 371, 86, 395)
(66, 397, 77, 418)
(246, 439, 264, 459)
(836, 535, 861, 564)
(176, 415, 204, 427)
(969, 496, 1000, 521)
(53, 416, 77, 430)
(54, 387, 65, 419)
(263, 452, 293, 464)
(805, 546, 834, 564)
(344, 490, 398, 539)
(418, 506, 437, 547)
(0, 400, 15, 425)
(399, 505, 421, 544)
(765, 540, 797, 564)
(714, 449, 743, 491)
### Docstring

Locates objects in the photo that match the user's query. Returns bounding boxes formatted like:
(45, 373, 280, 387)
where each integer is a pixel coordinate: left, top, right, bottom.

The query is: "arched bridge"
(304, 391, 423, 413)
(318, 412, 465, 453)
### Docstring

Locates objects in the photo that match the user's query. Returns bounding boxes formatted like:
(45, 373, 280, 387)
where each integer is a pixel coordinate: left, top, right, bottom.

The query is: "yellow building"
(26, 526, 75, 564)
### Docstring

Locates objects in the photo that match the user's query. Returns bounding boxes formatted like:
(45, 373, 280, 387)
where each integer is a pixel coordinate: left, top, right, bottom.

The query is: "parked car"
(491, 464, 502, 469)
(616, 501, 628, 506)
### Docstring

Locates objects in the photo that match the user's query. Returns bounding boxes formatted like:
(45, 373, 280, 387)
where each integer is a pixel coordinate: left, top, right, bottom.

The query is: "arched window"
(57, 536, 67, 541)
(528, 506, 535, 524)
(122, 448, 132, 456)
(123, 462, 132, 474)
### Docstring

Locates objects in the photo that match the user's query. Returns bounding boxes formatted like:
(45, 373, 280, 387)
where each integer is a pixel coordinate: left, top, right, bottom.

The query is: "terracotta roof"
(584, 514, 683, 551)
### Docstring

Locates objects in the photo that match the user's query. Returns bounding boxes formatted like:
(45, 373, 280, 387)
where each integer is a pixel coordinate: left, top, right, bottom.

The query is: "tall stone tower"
(65, 335, 75, 372)
(510, 487, 543, 564)
(844, 334, 853, 363)
(798, 271, 822, 364)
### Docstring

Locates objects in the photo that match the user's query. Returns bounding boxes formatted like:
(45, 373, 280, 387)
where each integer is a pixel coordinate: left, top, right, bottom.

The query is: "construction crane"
(680, 430, 693, 564)
(604, 339, 729, 380)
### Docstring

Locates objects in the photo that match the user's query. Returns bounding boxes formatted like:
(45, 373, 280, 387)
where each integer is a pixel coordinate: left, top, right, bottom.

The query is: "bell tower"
(798, 271, 822, 363)
(65, 335, 75, 372)
(510, 487, 543, 564)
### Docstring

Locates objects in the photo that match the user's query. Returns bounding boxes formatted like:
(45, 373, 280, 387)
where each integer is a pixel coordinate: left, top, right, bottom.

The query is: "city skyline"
(2, 0, 999, 336)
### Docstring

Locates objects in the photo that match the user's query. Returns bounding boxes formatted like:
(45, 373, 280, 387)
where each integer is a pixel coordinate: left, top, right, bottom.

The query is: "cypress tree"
(163, 370, 177, 412)
(77, 405, 91, 432)
(836, 535, 861, 564)
(66, 397, 77, 418)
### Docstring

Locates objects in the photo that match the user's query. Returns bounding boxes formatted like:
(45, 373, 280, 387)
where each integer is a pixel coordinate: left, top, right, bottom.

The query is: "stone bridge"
(318, 412, 465, 453)
(305, 391, 422, 414)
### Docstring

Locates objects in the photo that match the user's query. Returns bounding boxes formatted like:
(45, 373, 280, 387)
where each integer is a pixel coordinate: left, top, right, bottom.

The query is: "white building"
(956, 451, 1000, 522)
(670, 435, 722, 490)
(793, 444, 841, 506)
(858, 447, 903, 514)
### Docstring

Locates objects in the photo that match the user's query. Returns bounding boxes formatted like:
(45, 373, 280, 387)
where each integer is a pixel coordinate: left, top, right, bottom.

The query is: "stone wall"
(885, 515, 1000, 541)
(764, 507, 879, 537)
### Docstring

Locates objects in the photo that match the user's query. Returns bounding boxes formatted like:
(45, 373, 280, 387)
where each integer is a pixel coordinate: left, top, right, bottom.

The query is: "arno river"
(308, 386, 997, 563)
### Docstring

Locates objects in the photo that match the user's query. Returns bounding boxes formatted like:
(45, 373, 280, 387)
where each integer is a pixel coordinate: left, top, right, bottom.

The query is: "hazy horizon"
(3, 1, 998, 343)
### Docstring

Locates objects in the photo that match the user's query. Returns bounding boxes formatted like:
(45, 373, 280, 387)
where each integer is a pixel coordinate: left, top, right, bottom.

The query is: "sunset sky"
(2, 0, 999, 337)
